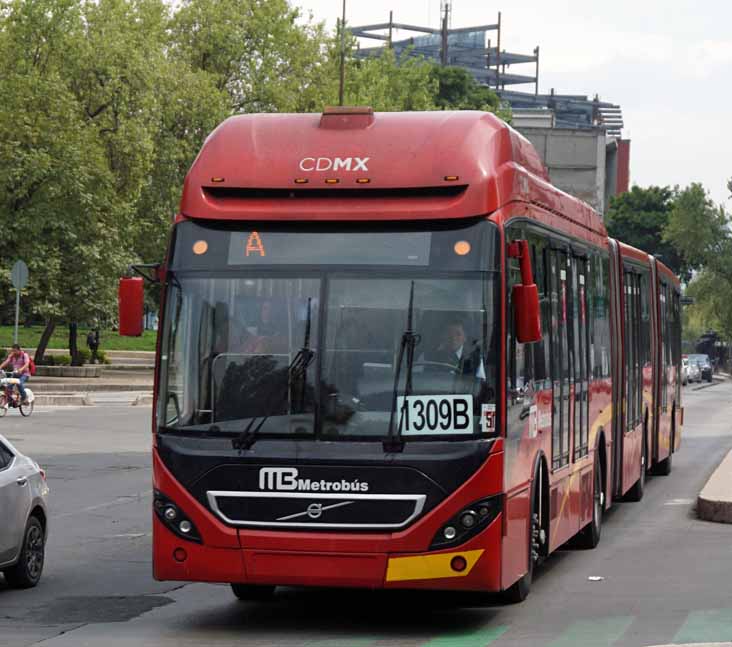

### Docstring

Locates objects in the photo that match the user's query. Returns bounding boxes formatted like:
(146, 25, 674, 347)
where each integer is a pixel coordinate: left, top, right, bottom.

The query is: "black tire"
(230, 583, 276, 601)
(655, 450, 672, 476)
(625, 441, 646, 502)
(19, 399, 34, 417)
(0, 393, 7, 417)
(577, 454, 604, 549)
(503, 465, 544, 603)
(3, 516, 45, 588)
(655, 423, 674, 476)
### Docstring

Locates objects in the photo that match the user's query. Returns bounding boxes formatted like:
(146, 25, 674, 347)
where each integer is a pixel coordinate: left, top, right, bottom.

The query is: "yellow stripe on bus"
(385, 549, 484, 582)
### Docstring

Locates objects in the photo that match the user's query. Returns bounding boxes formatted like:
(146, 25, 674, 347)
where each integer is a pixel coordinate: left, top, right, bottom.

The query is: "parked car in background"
(687, 360, 702, 384)
(682, 356, 690, 385)
(688, 354, 713, 383)
(0, 435, 49, 588)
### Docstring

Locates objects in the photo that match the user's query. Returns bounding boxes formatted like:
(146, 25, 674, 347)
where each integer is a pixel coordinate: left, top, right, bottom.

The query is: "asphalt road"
(1, 382, 732, 647)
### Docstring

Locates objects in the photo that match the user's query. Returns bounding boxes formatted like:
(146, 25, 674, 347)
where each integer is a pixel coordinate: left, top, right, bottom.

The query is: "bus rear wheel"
(625, 440, 646, 502)
(230, 583, 276, 601)
(577, 455, 603, 549)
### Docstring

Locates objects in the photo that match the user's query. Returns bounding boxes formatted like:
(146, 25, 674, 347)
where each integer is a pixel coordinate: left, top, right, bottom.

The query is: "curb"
(33, 393, 94, 406)
(131, 394, 154, 406)
(697, 449, 732, 523)
(691, 377, 726, 392)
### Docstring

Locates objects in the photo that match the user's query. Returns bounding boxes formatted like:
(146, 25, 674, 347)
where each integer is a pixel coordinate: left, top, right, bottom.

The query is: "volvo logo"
(276, 500, 355, 522)
(307, 503, 324, 519)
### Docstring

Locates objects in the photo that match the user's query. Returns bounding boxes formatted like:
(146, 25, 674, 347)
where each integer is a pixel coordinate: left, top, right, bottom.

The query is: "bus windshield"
(159, 220, 500, 441)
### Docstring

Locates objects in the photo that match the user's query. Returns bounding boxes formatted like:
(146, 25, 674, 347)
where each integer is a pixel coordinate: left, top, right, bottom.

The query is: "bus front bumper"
(152, 515, 503, 592)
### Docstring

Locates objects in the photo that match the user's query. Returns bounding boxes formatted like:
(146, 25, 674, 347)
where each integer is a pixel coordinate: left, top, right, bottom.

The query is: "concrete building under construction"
(350, 5, 630, 215)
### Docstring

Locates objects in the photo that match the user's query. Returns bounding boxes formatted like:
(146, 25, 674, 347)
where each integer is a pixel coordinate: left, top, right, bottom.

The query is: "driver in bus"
(427, 319, 486, 380)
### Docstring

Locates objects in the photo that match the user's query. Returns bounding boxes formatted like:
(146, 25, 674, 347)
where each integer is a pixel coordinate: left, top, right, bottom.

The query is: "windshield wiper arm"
(232, 298, 315, 452)
(384, 281, 420, 453)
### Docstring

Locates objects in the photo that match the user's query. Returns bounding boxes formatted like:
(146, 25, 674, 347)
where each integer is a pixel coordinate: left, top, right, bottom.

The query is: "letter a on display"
(246, 231, 266, 257)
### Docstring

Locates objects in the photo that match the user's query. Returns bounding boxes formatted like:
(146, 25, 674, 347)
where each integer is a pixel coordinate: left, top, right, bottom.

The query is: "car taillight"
(39, 468, 46, 480)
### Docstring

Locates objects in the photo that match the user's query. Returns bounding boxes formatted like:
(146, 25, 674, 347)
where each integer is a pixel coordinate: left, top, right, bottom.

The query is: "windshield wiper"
(383, 281, 420, 453)
(232, 298, 315, 451)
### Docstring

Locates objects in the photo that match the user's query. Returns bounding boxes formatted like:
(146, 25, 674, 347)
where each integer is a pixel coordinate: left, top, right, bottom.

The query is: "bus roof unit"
(179, 110, 604, 232)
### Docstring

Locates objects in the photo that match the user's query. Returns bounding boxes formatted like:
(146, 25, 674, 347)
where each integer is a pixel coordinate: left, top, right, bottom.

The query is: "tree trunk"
(34, 319, 56, 364)
(69, 322, 81, 366)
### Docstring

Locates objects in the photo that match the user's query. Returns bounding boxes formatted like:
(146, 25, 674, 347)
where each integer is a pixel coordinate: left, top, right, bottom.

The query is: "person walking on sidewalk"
(0, 344, 31, 404)
(86, 328, 100, 364)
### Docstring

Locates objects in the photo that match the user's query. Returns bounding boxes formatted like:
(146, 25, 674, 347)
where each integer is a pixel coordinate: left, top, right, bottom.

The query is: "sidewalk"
(697, 373, 732, 523)
(29, 360, 153, 407)
(698, 449, 732, 523)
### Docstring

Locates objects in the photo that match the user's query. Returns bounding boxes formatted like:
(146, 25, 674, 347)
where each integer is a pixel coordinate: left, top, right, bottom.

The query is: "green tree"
(430, 65, 505, 114)
(170, 0, 335, 114)
(0, 0, 169, 363)
(605, 186, 689, 279)
(664, 183, 732, 282)
(341, 48, 437, 111)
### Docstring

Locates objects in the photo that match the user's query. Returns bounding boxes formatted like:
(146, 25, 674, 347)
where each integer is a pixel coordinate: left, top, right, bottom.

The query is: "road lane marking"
(55, 490, 152, 518)
(674, 608, 732, 643)
(420, 625, 509, 646)
(547, 616, 633, 647)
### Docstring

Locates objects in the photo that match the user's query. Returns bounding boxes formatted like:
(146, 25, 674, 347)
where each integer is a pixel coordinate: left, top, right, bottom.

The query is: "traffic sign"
(11, 260, 28, 290)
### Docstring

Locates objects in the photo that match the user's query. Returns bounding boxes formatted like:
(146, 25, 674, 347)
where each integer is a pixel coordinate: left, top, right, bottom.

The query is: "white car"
(0, 435, 49, 588)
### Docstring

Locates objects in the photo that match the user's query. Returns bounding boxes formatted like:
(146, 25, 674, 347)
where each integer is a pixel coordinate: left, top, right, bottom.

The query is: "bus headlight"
(431, 495, 501, 550)
(154, 491, 202, 543)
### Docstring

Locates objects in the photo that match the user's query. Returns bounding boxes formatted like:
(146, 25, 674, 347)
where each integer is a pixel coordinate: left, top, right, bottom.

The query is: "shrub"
(55, 355, 71, 366)
(77, 348, 91, 364)
(96, 349, 111, 365)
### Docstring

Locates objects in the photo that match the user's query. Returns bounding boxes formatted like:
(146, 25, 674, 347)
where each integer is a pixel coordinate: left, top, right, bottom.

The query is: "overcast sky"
(296, 0, 732, 207)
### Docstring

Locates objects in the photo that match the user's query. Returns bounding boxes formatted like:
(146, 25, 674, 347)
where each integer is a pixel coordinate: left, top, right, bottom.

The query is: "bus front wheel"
(503, 465, 543, 603)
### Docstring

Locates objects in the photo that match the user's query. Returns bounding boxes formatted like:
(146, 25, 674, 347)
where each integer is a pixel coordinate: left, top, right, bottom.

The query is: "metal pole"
(496, 11, 501, 90)
(440, 3, 448, 65)
(534, 46, 540, 96)
(13, 289, 20, 344)
(388, 10, 393, 48)
(338, 0, 346, 106)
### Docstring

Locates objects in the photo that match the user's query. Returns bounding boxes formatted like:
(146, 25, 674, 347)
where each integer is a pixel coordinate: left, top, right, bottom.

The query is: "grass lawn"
(0, 325, 158, 351)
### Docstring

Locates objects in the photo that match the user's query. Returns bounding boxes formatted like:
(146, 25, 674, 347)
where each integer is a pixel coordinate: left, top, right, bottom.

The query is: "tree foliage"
(0, 0, 517, 359)
(664, 183, 732, 283)
(605, 186, 689, 279)
(430, 65, 509, 119)
(342, 48, 437, 111)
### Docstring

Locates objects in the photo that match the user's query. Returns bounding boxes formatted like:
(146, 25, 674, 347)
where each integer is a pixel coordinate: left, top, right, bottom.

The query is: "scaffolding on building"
(350, 5, 623, 136)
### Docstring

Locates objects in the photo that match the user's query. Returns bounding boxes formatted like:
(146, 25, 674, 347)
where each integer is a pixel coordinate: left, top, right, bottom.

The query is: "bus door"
(550, 248, 571, 472)
(607, 239, 624, 498)
(649, 258, 661, 462)
(572, 253, 590, 463)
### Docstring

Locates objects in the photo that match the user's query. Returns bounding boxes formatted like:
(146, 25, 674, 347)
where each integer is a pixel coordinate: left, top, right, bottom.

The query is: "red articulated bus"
(121, 108, 682, 602)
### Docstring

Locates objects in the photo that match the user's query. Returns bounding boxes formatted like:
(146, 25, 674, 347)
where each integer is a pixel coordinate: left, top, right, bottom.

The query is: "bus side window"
(528, 235, 550, 389)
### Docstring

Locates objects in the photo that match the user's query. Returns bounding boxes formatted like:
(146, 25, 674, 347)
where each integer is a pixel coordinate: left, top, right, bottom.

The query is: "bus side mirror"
(118, 277, 144, 337)
(508, 240, 542, 344)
